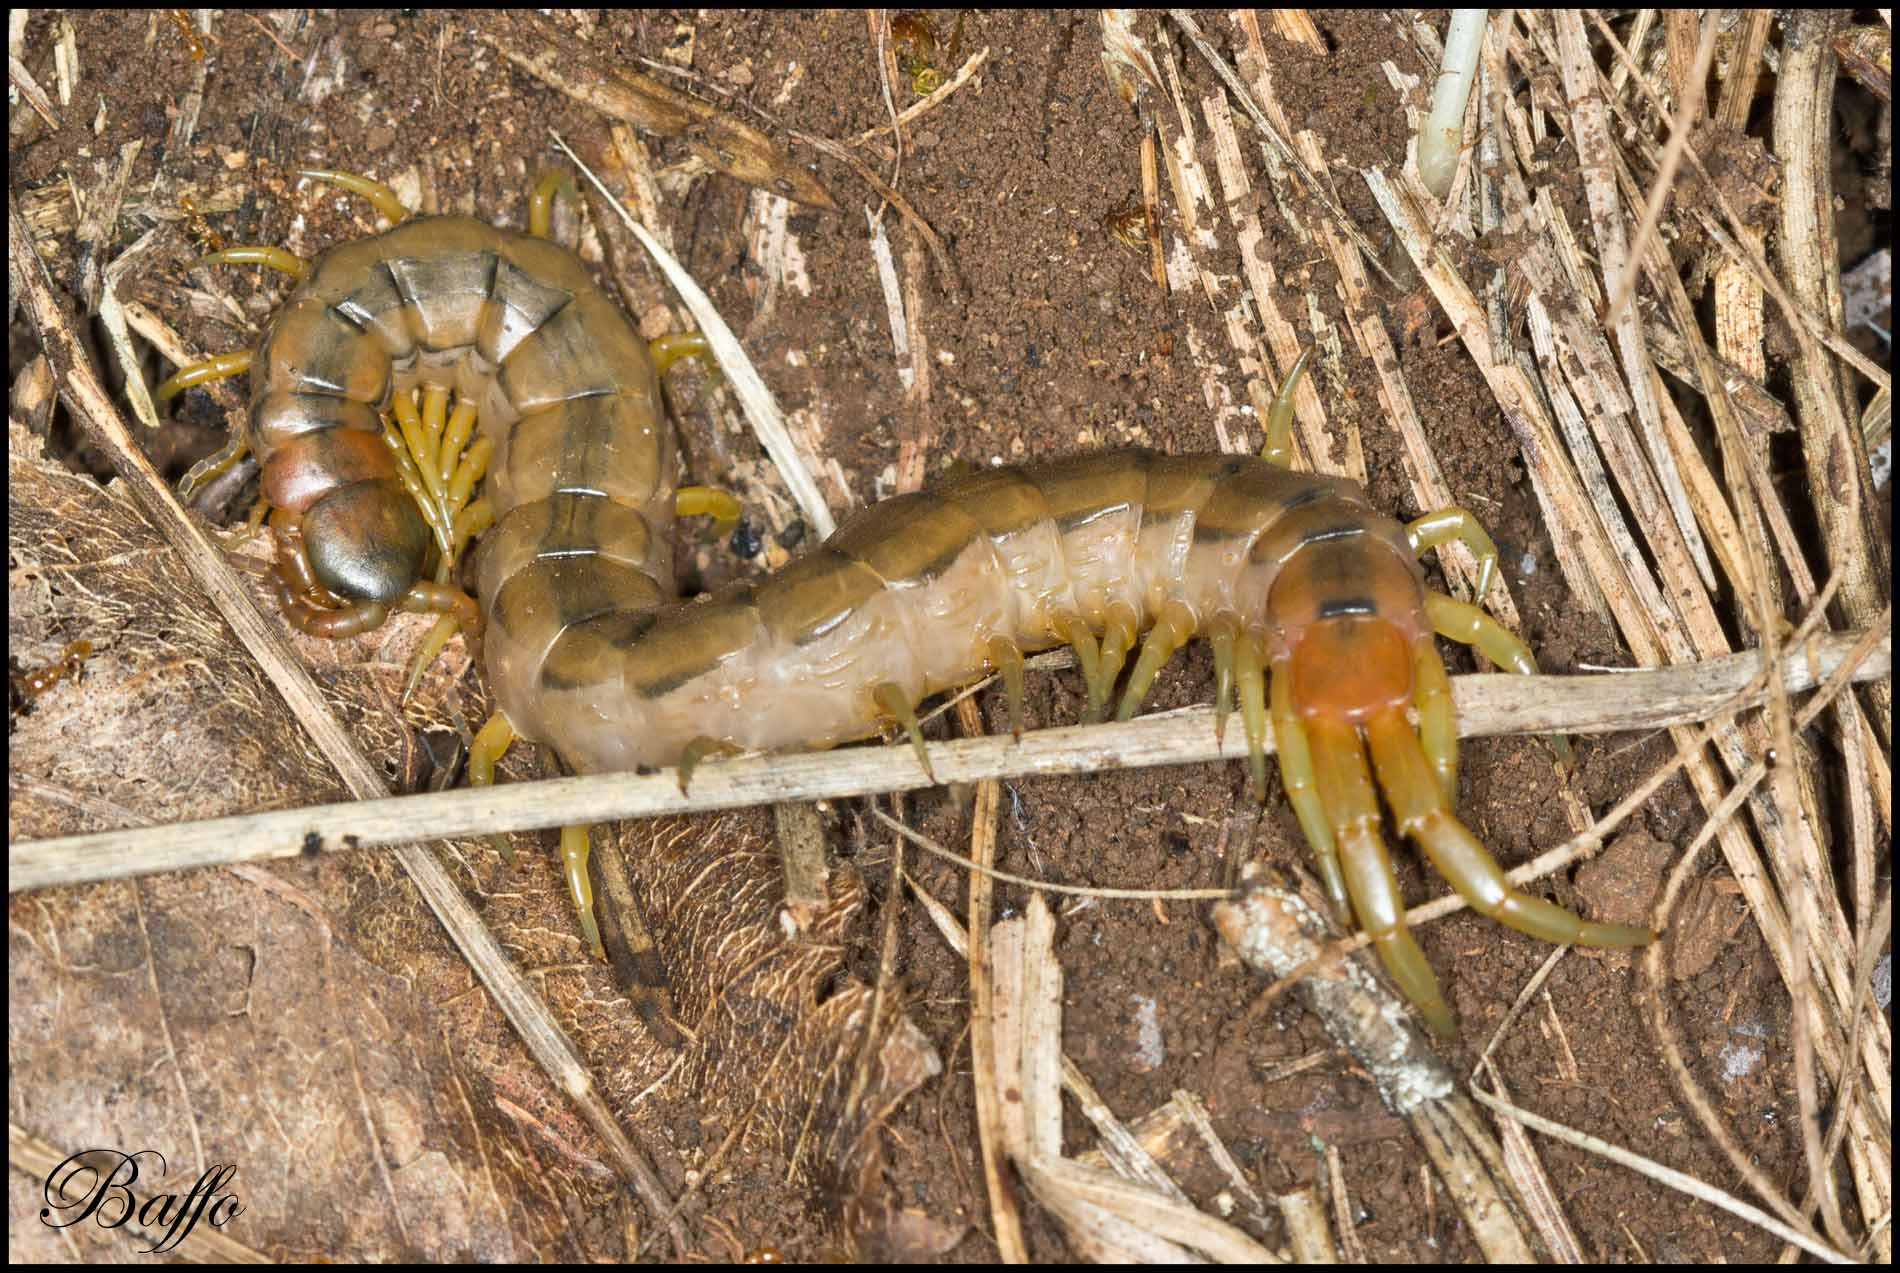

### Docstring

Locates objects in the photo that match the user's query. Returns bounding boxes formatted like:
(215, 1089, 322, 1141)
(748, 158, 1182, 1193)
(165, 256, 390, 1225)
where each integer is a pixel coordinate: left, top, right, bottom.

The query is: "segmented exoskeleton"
(161, 174, 1650, 1036)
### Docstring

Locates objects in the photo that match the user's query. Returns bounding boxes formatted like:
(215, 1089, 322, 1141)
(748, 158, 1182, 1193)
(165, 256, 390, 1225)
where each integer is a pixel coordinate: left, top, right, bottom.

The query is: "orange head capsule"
(1287, 614, 1414, 726)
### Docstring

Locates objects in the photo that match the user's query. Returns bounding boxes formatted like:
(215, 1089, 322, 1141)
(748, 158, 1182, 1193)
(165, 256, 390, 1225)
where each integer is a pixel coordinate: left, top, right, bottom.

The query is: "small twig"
(1465, 1086, 1852, 1264)
(13, 629, 1887, 891)
(850, 46, 990, 146)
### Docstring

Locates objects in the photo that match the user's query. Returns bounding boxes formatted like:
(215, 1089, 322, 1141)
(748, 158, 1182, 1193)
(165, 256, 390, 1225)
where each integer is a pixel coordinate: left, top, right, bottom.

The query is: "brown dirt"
(9, 9, 1846, 1263)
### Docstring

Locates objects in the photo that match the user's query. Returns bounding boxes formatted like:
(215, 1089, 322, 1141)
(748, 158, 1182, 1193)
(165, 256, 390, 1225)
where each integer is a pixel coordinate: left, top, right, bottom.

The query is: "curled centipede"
(160, 170, 1651, 1036)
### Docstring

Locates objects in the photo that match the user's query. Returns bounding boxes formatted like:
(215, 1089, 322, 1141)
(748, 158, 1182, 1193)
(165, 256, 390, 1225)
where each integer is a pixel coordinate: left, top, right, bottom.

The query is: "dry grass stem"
(13, 629, 1884, 893)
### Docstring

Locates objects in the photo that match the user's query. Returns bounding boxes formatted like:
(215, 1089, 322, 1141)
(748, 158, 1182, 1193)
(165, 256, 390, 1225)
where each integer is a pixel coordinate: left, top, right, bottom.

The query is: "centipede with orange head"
(160, 174, 1650, 1037)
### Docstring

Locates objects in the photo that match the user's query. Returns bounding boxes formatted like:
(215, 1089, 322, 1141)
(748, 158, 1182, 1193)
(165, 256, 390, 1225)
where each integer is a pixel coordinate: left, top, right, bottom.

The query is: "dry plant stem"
(1467, 1083, 1855, 1264)
(472, 11, 835, 211)
(955, 696, 1026, 1262)
(1551, 11, 1714, 592)
(1375, 134, 1885, 1214)
(1478, 1058, 1583, 1262)
(1166, 11, 1395, 289)
(1558, 26, 1890, 1231)
(1641, 613, 1894, 1254)
(14, 631, 1887, 892)
(1604, 12, 1719, 330)
(1775, 10, 1892, 748)
(6, 190, 689, 1254)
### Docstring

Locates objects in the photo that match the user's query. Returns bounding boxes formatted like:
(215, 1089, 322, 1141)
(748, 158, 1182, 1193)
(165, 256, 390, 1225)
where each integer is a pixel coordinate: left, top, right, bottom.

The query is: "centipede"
(159, 169, 1651, 1037)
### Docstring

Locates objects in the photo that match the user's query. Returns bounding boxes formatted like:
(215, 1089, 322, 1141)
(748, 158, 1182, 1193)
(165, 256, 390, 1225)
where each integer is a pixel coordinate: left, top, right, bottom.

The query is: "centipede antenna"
(189, 244, 311, 282)
(156, 349, 254, 403)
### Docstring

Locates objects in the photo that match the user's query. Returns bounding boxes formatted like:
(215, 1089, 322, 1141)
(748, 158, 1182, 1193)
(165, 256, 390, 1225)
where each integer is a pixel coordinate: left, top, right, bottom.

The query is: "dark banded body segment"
(513, 448, 1428, 773)
(248, 214, 676, 629)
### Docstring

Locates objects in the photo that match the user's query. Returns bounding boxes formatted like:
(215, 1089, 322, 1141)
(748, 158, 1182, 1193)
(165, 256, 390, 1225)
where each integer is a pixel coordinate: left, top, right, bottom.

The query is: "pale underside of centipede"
(160, 170, 1651, 1037)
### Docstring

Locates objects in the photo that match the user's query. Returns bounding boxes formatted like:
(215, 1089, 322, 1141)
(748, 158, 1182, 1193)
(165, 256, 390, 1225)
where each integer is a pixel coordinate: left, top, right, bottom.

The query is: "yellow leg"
(156, 349, 254, 403)
(467, 712, 518, 866)
(649, 331, 713, 376)
(873, 682, 936, 781)
(1413, 639, 1458, 805)
(984, 635, 1027, 740)
(676, 484, 742, 531)
(1233, 631, 1269, 798)
(189, 244, 311, 282)
(1259, 346, 1314, 470)
(1308, 715, 1454, 1036)
(1270, 654, 1350, 923)
(1365, 708, 1652, 948)
(677, 735, 742, 794)
(1424, 591, 1571, 766)
(468, 712, 610, 960)
(437, 399, 480, 486)
(1407, 507, 1498, 605)
(396, 581, 482, 702)
(1116, 599, 1198, 721)
(1051, 610, 1106, 718)
(297, 168, 410, 223)
(527, 169, 575, 239)
(1207, 612, 1240, 746)
(1094, 600, 1140, 722)
(175, 429, 252, 503)
(560, 824, 605, 960)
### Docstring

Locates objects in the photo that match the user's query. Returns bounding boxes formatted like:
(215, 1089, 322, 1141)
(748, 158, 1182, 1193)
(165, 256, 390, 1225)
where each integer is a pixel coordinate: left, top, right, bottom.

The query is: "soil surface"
(10, 9, 1854, 1263)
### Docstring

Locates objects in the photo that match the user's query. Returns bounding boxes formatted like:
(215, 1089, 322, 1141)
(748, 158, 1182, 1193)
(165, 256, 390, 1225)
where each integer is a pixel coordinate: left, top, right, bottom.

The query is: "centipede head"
(1266, 534, 1426, 727)
(1287, 614, 1414, 726)
(301, 480, 432, 605)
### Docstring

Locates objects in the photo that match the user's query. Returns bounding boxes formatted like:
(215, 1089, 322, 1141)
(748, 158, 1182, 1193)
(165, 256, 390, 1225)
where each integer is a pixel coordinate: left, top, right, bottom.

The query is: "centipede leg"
(397, 581, 484, 702)
(1116, 599, 1198, 721)
(1365, 707, 1652, 950)
(526, 169, 575, 238)
(1423, 591, 1571, 767)
(1207, 612, 1241, 746)
(297, 168, 410, 224)
(175, 429, 253, 503)
(677, 735, 742, 794)
(984, 635, 1027, 740)
(654, 330, 743, 533)
(1308, 715, 1455, 1036)
(1094, 600, 1141, 723)
(1051, 610, 1107, 719)
(1405, 507, 1499, 605)
(676, 484, 742, 531)
(467, 712, 518, 865)
(873, 682, 936, 781)
(1412, 638, 1458, 805)
(649, 331, 712, 376)
(1233, 630, 1269, 798)
(560, 824, 606, 960)
(156, 349, 254, 404)
(188, 244, 311, 282)
(1259, 346, 1314, 470)
(1269, 653, 1350, 924)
